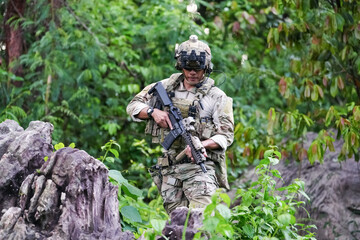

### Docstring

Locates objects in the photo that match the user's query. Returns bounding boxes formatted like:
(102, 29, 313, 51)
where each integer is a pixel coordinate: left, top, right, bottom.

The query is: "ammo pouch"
(148, 165, 162, 192)
(207, 151, 230, 190)
(145, 95, 162, 143)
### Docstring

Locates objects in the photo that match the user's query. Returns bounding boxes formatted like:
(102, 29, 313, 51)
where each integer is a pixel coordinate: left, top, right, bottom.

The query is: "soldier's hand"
(185, 145, 207, 164)
(152, 109, 173, 129)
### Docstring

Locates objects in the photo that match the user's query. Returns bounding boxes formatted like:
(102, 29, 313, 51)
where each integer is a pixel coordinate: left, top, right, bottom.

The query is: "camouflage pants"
(159, 161, 218, 214)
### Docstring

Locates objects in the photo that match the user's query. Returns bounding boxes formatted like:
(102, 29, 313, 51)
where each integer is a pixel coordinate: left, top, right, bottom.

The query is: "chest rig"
(170, 74, 214, 139)
(145, 73, 214, 153)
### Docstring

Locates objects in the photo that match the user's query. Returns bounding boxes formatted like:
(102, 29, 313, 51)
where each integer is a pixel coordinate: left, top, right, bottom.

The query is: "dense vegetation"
(1, 0, 359, 238)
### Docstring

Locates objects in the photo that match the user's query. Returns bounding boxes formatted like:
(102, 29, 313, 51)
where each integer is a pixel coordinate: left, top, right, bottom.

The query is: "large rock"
(0, 119, 53, 215)
(274, 132, 360, 240)
(235, 132, 360, 240)
(0, 120, 133, 240)
(161, 207, 204, 240)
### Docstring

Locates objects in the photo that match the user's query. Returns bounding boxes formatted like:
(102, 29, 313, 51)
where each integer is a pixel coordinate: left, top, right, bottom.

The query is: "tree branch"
(10, 0, 24, 19)
(120, 61, 137, 78)
(61, 0, 104, 47)
(61, 0, 140, 81)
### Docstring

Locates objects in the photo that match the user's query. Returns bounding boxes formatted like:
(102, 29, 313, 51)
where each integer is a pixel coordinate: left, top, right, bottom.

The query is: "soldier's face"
(183, 69, 205, 87)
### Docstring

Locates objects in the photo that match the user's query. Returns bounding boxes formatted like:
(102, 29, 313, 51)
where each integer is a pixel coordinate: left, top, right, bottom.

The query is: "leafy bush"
(106, 146, 316, 239)
(194, 148, 316, 240)
(98, 140, 168, 237)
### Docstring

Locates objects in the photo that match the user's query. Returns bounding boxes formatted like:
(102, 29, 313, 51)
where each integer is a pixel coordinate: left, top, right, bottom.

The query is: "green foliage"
(193, 148, 316, 240)
(262, 0, 360, 163)
(98, 140, 121, 164)
(108, 168, 169, 234)
(220, 0, 360, 168)
(97, 139, 167, 237)
(2, 0, 358, 171)
(102, 146, 316, 239)
(2, 0, 358, 237)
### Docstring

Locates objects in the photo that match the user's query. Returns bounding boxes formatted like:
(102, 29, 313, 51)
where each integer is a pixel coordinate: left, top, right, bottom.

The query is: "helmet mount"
(175, 35, 213, 74)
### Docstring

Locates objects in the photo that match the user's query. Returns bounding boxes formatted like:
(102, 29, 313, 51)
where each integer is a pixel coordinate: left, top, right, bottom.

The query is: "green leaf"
(311, 86, 318, 101)
(356, 56, 360, 74)
(302, 115, 313, 126)
(106, 157, 115, 163)
(198, 0, 215, 10)
(273, 150, 281, 159)
(99, 64, 107, 74)
(298, 190, 310, 201)
(220, 193, 231, 207)
(259, 158, 270, 166)
(273, 28, 279, 44)
(242, 224, 254, 238)
(122, 182, 143, 199)
(268, 108, 276, 121)
(269, 157, 279, 165)
(204, 202, 216, 216)
(353, 106, 360, 121)
(54, 143, 65, 151)
(68, 143, 75, 148)
(355, 24, 360, 40)
(267, 108, 276, 135)
(109, 148, 119, 158)
(150, 219, 166, 233)
(304, 85, 311, 98)
(216, 204, 232, 220)
(264, 149, 274, 159)
(108, 170, 127, 185)
(121, 206, 142, 223)
(271, 169, 282, 178)
(267, 28, 273, 44)
(335, 13, 345, 31)
(330, 14, 337, 33)
(263, 206, 273, 216)
(217, 223, 234, 238)
(330, 78, 338, 97)
(203, 217, 220, 232)
(278, 213, 294, 226)
(325, 106, 335, 126)
(241, 191, 253, 207)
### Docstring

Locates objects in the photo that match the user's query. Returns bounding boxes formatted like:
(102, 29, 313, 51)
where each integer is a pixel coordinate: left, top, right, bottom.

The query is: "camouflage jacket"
(126, 73, 234, 189)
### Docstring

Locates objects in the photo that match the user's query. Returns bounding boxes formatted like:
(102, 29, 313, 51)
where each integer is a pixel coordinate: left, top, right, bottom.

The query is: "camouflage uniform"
(126, 73, 234, 213)
(127, 35, 233, 214)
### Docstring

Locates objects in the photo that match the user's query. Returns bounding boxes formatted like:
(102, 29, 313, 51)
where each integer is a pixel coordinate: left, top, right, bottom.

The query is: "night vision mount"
(178, 50, 206, 71)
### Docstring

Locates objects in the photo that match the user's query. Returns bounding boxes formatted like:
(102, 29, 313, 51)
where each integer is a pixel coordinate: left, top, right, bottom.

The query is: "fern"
(0, 87, 30, 122)
(41, 115, 64, 124)
(0, 106, 27, 123)
(8, 106, 27, 119)
(49, 105, 83, 124)
(68, 87, 89, 103)
(7, 90, 31, 106)
(29, 79, 45, 91)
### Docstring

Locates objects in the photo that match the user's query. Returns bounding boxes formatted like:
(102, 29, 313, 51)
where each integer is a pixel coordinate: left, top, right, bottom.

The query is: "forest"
(1, 0, 360, 239)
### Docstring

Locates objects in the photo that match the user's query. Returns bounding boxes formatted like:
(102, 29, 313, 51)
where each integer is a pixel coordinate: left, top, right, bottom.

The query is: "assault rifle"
(148, 82, 207, 173)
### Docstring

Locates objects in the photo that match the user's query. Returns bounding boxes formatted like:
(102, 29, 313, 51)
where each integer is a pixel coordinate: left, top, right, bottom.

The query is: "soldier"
(126, 35, 234, 214)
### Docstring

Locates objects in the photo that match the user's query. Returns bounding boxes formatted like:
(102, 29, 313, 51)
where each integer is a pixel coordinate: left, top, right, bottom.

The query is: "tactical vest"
(145, 73, 230, 189)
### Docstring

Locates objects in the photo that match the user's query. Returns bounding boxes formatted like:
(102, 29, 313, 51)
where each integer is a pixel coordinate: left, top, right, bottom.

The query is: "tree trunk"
(4, 0, 26, 87)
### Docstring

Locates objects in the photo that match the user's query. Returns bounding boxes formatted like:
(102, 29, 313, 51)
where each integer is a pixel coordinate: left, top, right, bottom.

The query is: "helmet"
(174, 35, 213, 74)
